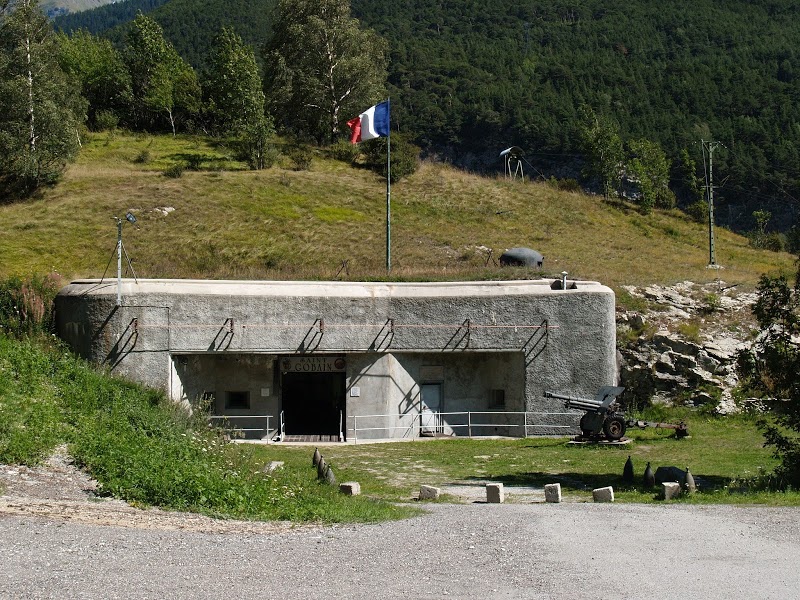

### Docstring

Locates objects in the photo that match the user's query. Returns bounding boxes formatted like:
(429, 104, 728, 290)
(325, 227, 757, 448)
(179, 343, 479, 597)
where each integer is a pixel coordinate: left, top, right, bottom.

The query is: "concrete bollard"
(324, 465, 336, 485)
(592, 486, 615, 503)
(316, 458, 327, 479)
(662, 482, 681, 500)
(339, 481, 361, 496)
(544, 483, 562, 503)
(419, 485, 441, 500)
(486, 483, 504, 504)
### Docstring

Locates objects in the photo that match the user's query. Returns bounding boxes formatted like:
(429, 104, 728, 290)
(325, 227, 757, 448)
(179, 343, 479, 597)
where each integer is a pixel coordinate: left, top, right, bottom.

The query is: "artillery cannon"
(544, 387, 688, 442)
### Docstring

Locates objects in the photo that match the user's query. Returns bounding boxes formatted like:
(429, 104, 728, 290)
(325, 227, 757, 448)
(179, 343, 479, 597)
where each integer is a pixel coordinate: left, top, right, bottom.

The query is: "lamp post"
(114, 212, 137, 306)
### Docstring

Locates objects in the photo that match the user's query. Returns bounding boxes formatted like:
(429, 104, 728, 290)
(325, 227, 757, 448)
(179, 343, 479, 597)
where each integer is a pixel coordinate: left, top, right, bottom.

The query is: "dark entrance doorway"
(281, 372, 346, 438)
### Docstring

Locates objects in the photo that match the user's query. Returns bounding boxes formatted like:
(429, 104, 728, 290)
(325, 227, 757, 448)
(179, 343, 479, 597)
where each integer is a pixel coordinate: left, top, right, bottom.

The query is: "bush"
(163, 163, 185, 178)
(362, 133, 420, 182)
(547, 177, 581, 192)
(133, 149, 151, 164)
(684, 200, 708, 223)
(329, 139, 359, 164)
(236, 117, 277, 170)
(749, 232, 786, 252)
(287, 144, 313, 171)
(0, 274, 62, 337)
(93, 110, 120, 132)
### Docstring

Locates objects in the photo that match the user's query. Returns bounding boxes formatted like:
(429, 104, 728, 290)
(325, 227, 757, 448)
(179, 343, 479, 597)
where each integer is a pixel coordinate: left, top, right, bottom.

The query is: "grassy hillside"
(0, 132, 794, 288)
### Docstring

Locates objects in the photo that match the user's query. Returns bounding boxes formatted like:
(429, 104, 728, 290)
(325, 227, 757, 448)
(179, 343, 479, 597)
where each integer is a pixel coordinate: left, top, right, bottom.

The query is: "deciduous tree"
(0, 0, 85, 196)
(58, 29, 132, 130)
(737, 261, 800, 488)
(205, 27, 264, 136)
(626, 138, 675, 213)
(263, 0, 387, 144)
(578, 105, 623, 201)
(125, 13, 199, 135)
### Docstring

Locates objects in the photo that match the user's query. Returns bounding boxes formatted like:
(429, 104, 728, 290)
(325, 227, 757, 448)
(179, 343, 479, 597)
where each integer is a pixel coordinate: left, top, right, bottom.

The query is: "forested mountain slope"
(54, 0, 800, 231)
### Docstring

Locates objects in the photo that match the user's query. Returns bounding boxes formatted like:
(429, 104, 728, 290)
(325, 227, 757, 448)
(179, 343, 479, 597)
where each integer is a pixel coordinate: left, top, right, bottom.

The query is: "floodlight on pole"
(113, 212, 138, 306)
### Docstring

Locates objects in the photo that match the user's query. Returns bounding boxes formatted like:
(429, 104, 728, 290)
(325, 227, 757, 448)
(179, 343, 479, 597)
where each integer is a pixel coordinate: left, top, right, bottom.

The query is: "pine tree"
(0, 0, 85, 196)
(263, 0, 387, 144)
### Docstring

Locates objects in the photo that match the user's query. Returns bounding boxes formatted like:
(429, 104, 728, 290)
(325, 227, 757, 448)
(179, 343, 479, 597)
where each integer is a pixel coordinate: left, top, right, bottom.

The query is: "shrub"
(685, 200, 708, 223)
(287, 144, 313, 171)
(236, 117, 277, 170)
(163, 163, 185, 178)
(329, 139, 359, 164)
(133, 149, 151, 164)
(547, 177, 582, 192)
(0, 274, 62, 337)
(93, 110, 120, 132)
(362, 133, 420, 182)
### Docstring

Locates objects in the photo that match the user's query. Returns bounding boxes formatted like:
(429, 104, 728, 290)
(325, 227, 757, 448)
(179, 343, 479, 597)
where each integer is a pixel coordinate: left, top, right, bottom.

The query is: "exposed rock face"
(617, 281, 757, 413)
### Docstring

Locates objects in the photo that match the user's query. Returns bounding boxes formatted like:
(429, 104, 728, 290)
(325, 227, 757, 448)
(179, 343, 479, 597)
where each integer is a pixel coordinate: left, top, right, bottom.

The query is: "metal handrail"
(208, 414, 273, 438)
(348, 410, 577, 443)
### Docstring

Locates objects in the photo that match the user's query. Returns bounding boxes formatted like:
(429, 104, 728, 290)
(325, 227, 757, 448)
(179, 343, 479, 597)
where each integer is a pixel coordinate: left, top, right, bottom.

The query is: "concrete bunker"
(55, 278, 616, 441)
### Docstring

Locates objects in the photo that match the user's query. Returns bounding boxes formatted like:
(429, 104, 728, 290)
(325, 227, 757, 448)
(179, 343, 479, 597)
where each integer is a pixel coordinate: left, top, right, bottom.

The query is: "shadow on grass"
(166, 152, 247, 171)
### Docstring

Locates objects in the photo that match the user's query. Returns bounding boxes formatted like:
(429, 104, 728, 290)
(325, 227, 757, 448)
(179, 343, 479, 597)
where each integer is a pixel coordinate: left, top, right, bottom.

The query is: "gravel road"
(2, 501, 800, 600)
(2, 451, 799, 599)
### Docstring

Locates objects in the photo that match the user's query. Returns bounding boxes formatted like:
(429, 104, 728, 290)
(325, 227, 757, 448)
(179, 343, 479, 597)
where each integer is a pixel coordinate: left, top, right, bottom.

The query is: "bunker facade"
(55, 278, 616, 441)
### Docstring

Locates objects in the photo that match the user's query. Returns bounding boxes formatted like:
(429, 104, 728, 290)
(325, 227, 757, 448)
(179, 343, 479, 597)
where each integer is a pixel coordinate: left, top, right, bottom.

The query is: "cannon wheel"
(603, 416, 627, 441)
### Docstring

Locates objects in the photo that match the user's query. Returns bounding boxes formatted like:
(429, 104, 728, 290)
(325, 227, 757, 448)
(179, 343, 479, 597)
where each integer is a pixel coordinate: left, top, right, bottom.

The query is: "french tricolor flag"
(347, 100, 390, 144)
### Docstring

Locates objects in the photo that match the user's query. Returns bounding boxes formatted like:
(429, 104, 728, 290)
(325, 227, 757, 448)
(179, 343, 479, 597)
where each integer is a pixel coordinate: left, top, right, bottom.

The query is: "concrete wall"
(55, 278, 616, 439)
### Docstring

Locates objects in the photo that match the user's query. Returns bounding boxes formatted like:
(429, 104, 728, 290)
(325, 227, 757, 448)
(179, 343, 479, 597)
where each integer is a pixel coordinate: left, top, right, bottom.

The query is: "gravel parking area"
(2, 452, 800, 599)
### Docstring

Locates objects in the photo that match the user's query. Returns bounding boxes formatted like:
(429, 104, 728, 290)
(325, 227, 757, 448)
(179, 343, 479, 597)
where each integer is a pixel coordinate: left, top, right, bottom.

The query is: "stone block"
(339, 481, 361, 496)
(544, 483, 562, 503)
(486, 483, 504, 504)
(662, 481, 681, 500)
(419, 485, 441, 500)
(592, 486, 614, 503)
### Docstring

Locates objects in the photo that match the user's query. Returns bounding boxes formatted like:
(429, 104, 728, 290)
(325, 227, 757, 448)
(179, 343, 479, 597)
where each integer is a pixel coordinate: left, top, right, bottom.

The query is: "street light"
(113, 212, 138, 306)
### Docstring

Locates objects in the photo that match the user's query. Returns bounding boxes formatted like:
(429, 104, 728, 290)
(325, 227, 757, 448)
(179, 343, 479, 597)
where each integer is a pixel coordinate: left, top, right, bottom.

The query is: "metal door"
(420, 383, 441, 434)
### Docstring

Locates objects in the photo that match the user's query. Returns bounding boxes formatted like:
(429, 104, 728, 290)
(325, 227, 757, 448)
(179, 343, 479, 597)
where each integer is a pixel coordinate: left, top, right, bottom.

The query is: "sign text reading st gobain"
(281, 356, 346, 373)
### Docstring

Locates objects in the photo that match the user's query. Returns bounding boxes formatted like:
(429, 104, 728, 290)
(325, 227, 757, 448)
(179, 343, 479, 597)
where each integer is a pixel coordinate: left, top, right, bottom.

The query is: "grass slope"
(0, 333, 416, 522)
(1, 132, 793, 288)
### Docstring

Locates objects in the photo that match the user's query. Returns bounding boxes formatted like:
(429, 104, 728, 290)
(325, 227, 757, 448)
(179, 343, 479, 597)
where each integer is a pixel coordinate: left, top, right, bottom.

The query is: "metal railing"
(208, 414, 275, 440)
(349, 411, 577, 444)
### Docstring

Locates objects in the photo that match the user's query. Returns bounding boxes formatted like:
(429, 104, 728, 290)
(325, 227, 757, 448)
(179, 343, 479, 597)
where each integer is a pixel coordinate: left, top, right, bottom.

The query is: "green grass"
(250, 410, 799, 506)
(1, 332, 797, 512)
(0, 333, 416, 522)
(0, 132, 794, 289)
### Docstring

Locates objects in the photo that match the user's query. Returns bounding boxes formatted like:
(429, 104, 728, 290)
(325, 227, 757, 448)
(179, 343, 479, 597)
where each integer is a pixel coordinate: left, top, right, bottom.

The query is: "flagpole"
(386, 97, 391, 273)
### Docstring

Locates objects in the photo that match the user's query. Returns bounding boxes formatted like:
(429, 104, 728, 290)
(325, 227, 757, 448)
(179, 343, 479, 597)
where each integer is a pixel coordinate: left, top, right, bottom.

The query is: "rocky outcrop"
(617, 281, 756, 413)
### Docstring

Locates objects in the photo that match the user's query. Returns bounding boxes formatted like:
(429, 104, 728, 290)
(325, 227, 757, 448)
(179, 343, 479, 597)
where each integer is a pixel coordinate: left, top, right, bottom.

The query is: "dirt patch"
(0, 446, 312, 534)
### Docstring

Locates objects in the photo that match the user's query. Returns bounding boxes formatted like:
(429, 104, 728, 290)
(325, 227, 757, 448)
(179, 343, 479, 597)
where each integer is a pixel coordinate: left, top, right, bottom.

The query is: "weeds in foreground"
(0, 333, 414, 522)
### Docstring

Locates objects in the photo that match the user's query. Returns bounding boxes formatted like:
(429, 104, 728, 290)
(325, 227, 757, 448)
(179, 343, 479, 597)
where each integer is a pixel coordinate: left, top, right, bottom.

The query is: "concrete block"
(592, 486, 615, 503)
(419, 485, 441, 500)
(486, 483, 504, 504)
(339, 482, 361, 496)
(544, 483, 562, 503)
(662, 482, 681, 500)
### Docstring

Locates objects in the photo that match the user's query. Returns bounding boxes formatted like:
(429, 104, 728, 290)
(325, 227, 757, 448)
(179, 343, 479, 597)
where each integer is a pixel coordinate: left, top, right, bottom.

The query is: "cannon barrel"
(544, 391, 596, 405)
(565, 398, 603, 412)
